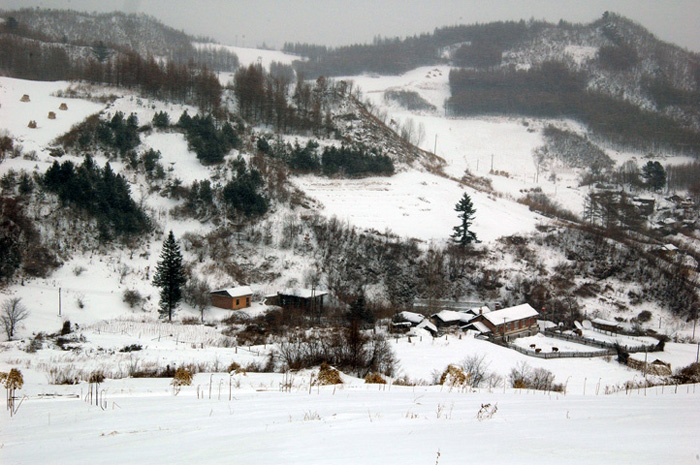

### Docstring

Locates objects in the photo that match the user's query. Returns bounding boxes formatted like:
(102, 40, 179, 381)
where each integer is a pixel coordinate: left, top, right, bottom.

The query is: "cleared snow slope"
(294, 170, 540, 242)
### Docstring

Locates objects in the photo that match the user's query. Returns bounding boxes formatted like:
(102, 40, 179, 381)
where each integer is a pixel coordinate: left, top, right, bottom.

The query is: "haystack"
(59, 102, 68, 110)
(313, 363, 343, 385)
(20, 94, 30, 102)
(27, 120, 37, 129)
(48, 111, 56, 120)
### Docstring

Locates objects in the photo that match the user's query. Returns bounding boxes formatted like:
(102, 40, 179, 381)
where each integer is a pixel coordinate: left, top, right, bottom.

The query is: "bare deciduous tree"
(1, 297, 29, 341)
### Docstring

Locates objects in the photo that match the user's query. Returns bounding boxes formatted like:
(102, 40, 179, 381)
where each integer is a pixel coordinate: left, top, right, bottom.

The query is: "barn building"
(470, 303, 539, 340)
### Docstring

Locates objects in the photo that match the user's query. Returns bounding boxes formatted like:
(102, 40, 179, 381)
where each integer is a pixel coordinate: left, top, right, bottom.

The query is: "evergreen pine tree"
(153, 231, 186, 321)
(451, 192, 478, 247)
(642, 161, 666, 191)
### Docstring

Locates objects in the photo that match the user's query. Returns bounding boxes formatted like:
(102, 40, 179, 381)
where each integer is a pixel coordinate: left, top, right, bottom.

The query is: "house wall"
(476, 315, 538, 339)
(211, 294, 251, 310)
(279, 295, 324, 312)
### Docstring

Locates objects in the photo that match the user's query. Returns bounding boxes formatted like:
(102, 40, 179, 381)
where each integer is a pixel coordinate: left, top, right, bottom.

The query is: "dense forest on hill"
(447, 63, 700, 154)
(285, 20, 549, 77)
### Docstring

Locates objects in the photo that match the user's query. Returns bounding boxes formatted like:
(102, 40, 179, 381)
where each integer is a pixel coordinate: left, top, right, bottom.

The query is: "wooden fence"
(542, 330, 659, 353)
(500, 330, 659, 360)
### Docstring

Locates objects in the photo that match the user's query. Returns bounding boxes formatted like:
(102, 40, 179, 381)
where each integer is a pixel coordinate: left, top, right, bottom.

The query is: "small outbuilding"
(591, 318, 620, 333)
(210, 286, 253, 310)
(275, 288, 328, 312)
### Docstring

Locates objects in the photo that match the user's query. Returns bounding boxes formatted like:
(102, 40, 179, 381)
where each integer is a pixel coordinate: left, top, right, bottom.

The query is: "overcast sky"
(4, 0, 700, 52)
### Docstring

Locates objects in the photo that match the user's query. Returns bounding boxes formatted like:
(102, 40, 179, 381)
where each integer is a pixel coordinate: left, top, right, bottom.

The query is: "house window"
(236, 299, 240, 306)
(246, 297, 250, 306)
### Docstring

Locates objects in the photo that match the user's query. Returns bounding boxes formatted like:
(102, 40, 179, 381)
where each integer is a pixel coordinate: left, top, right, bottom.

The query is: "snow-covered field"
(2, 326, 700, 464)
(2, 370, 699, 465)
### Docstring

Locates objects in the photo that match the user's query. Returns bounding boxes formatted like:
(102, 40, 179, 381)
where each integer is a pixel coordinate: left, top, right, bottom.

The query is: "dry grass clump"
(314, 362, 343, 385)
(364, 372, 387, 384)
(172, 367, 193, 386)
(228, 361, 246, 374)
(439, 364, 468, 387)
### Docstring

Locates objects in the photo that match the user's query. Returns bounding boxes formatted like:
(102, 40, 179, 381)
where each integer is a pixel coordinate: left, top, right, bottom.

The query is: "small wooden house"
(210, 286, 253, 310)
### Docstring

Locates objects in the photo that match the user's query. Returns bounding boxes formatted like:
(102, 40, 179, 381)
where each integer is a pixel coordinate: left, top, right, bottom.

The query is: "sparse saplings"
(1, 297, 29, 341)
(451, 192, 478, 247)
(153, 231, 186, 322)
(183, 276, 211, 323)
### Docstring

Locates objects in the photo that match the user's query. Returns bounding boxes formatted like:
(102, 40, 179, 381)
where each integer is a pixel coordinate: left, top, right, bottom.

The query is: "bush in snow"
(171, 367, 193, 395)
(673, 363, 700, 384)
(122, 289, 144, 309)
(509, 362, 562, 391)
(364, 372, 387, 384)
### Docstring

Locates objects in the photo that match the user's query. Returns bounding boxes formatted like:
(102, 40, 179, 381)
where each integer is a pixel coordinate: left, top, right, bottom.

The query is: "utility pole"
(433, 134, 438, 155)
(58, 287, 62, 317)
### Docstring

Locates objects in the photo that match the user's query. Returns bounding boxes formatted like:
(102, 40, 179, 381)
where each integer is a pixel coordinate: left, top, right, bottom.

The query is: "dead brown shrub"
(364, 372, 387, 384)
(439, 364, 467, 387)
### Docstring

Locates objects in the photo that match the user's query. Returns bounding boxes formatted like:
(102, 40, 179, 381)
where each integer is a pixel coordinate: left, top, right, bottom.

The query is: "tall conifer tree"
(153, 231, 186, 321)
(451, 192, 478, 247)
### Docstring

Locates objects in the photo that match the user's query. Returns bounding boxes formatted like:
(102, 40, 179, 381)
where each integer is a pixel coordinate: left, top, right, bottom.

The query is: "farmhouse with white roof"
(469, 303, 539, 340)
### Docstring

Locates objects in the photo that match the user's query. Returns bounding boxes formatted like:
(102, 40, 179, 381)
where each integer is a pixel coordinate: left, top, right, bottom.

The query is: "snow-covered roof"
(482, 304, 538, 326)
(432, 310, 475, 324)
(279, 288, 328, 298)
(417, 319, 438, 333)
(211, 286, 253, 298)
(462, 321, 490, 333)
(397, 311, 426, 325)
(591, 318, 620, 327)
(662, 244, 678, 252)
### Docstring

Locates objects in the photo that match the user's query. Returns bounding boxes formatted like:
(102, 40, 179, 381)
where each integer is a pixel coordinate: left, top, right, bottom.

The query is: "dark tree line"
(287, 20, 547, 78)
(42, 157, 150, 239)
(448, 62, 700, 154)
(260, 138, 394, 177)
(56, 111, 140, 155)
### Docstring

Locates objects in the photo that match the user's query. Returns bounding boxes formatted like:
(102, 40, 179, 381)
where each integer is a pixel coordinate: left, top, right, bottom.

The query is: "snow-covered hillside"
(2, 33, 700, 465)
